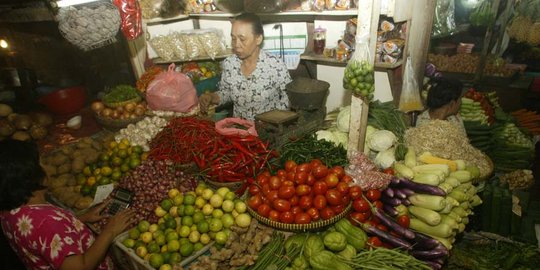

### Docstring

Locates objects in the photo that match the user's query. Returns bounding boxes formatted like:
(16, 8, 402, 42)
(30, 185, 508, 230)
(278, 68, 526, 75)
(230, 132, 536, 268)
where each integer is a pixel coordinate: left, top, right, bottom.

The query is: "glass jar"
(313, 26, 326, 55)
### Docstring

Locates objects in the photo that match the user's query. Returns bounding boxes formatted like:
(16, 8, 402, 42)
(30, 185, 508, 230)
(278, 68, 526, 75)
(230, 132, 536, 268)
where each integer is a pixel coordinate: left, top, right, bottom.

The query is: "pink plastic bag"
(146, 64, 198, 112)
(113, 0, 142, 40)
(215, 118, 258, 137)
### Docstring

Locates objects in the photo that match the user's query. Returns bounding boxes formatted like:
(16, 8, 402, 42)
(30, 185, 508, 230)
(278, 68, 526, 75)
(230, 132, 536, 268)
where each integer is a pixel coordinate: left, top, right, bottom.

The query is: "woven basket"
(104, 96, 142, 108)
(95, 113, 144, 131)
(247, 203, 352, 232)
(204, 179, 244, 193)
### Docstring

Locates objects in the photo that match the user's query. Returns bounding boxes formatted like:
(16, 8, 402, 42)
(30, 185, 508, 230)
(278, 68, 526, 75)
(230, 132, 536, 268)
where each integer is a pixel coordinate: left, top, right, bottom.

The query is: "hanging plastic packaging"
(431, 0, 457, 38)
(113, 0, 143, 40)
(398, 57, 424, 113)
(146, 64, 198, 112)
(343, 36, 375, 101)
(244, 0, 283, 13)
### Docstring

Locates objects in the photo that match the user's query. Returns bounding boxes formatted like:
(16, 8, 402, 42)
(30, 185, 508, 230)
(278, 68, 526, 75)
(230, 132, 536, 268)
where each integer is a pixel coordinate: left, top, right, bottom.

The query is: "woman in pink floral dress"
(0, 139, 136, 270)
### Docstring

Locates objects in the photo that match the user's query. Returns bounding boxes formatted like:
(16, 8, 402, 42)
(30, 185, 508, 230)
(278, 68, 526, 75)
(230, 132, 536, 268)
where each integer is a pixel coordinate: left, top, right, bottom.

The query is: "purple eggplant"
(381, 196, 402, 206)
(372, 207, 415, 239)
(400, 188, 415, 196)
(383, 187, 395, 198)
(402, 198, 411, 206)
(391, 177, 401, 186)
(394, 189, 408, 199)
(424, 261, 442, 270)
(413, 232, 440, 250)
(384, 205, 398, 216)
(411, 247, 449, 260)
(359, 222, 412, 250)
(397, 178, 446, 196)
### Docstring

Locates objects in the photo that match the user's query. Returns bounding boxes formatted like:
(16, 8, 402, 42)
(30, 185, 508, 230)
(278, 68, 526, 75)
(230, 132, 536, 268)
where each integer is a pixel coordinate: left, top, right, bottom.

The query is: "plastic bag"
(113, 0, 142, 40)
(312, 0, 325, 11)
(342, 36, 375, 101)
(146, 64, 198, 112)
(149, 35, 175, 61)
(198, 29, 226, 59)
(182, 31, 205, 60)
(215, 118, 258, 136)
(171, 32, 187, 60)
(432, 0, 457, 38)
(398, 57, 424, 113)
(244, 0, 284, 13)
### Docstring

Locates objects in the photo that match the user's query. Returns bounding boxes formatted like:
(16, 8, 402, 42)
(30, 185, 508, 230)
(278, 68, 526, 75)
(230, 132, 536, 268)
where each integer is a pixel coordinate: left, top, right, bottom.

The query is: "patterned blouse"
(416, 110, 466, 134)
(0, 204, 113, 270)
(218, 50, 292, 120)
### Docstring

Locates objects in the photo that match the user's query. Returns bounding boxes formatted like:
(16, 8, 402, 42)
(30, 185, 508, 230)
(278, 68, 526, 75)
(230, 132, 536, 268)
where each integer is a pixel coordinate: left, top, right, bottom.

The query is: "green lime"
(128, 228, 140, 240)
(133, 240, 145, 249)
(117, 149, 128, 158)
(169, 252, 182, 264)
(196, 220, 209, 233)
(98, 177, 111, 186)
(179, 237, 190, 246)
(147, 242, 160, 253)
(161, 252, 171, 264)
(167, 239, 180, 252)
(181, 216, 193, 227)
(129, 158, 141, 169)
(165, 218, 176, 229)
(177, 205, 185, 216)
(183, 194, 195, 205)
(179, 242, 194, 257)
(193, 242, 204, 252)
(160, 199, 173, 211)
(111, 171, 122, 181)
(133, 145, 143, 154)
(192, 212, 204, 224)
(184, 205, 195, 216)
(120, 163, 130, 172)
(148, 253, 164, 269)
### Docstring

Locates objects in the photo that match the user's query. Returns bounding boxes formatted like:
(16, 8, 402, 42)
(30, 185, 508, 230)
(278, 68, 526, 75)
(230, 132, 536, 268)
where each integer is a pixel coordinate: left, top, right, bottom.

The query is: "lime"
(117, 149, 127, 158)
(165, 218, 177, 229)
(80, 185, 91, 196)
(209, 218, 223, 232)
(98, 177, 111, 186)
(179, 226, 191, 238)
(137, 220, 150, 232)
(172, 194, 184, 205)
(122, 238, 135, 248)
(215, 231, 228, 245)
(193, 242, 205, 252)
(111, 171, 122, 181)
(133, 145, 143, 154)
(147, 242, 160, 253)
(169, 252, 182, 264)
(160, 199, 173, 211)
(181, 216, 193, 227)
(183, 194, 195, 205)
(120, 164, 130, 172)
(128, 228, 140, 240)
(179, 237, 190, 246)
(148, 253, 164, 268)
(112, 157, 123, 167)
(196, 220, 209, 233)
(199, 233, 210, 245)
(184, 205, 195, 216)
(133, 240, 145, 249)
(155, 234, 166, 246)
(161, 252, 171, 264)
(129, 158, 141, 169)
(166, 231, 179, 242)
(76, 174, 87, 185)
(83, 166, 92, 176)
(167, 239, 180, 252)
(177, 205, 185, 216)
(179, 242, 194, 257)
(188, 230, 200, 243)
(192, 212, 204, 224)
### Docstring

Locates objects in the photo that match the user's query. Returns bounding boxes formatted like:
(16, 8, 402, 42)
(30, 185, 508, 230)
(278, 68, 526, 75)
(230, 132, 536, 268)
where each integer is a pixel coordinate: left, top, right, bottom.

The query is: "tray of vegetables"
(246, 159, 352, 231)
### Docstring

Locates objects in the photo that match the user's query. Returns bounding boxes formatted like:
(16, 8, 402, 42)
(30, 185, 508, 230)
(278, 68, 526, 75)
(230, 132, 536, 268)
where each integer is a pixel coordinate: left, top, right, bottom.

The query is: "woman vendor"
(199, 13, 292, 120)
(416, 77, 465, 132)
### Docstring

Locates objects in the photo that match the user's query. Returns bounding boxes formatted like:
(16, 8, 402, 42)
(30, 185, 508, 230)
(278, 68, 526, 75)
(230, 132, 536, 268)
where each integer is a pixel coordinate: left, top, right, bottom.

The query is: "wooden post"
(495, 0, 514, 56)
(406, 0, 437, 86)
(474, 0, 502, 83)
(347, 0, 380, 157)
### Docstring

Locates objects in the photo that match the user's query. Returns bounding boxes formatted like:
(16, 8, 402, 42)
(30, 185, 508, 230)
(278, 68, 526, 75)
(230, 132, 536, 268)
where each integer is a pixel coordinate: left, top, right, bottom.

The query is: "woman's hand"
(199, 92, 220, 113)
(77, 199, 111, 223)
(102, 209, 136, 237)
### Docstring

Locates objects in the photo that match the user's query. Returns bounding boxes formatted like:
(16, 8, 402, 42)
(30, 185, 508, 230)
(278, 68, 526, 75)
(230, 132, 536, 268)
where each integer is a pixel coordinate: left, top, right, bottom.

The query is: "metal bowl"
(286, 77, 329, 110)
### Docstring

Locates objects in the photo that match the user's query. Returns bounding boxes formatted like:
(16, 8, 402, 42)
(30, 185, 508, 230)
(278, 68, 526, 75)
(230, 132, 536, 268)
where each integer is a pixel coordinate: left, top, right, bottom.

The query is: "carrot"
(511, 109, 528, 116)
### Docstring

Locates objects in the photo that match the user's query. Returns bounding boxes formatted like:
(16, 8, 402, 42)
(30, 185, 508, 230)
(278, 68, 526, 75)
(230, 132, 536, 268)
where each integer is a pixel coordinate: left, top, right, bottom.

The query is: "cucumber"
(481, 184, 492, 232)
(490, 186, 502, 233)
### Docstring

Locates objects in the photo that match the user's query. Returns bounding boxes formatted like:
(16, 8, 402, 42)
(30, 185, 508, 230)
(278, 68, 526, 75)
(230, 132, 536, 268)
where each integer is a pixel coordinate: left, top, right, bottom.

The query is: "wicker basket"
(204, 179, 244, 193)
(247, 203, 352, 232)
(104, 96, 142, 108)
(94, 113, 145, 131)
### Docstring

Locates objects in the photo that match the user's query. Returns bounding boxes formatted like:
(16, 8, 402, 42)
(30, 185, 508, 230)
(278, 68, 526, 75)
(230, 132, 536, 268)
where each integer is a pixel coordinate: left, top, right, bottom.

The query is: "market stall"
(1, 0, 540, 270)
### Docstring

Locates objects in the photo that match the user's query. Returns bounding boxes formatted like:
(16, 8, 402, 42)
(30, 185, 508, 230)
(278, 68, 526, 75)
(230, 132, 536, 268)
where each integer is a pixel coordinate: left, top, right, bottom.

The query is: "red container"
(39, 86, 86, 115)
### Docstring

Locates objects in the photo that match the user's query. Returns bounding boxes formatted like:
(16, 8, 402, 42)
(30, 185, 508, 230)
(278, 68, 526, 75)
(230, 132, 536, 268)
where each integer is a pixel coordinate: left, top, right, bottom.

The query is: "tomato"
(290, 206, 302, 216)
(296, 184, 311, 196)
(273, 199, 291, 212)
(296, 163, 312, 173)
(309, 159, 323, 168)
(312, 165, 328, 179)
(276, 169, 287, 178)
(269, 176, 281, 190)
(269, 210, 280, 221)
(352, 198, 370, 213)
(294, 213, 311, 224)
(284, 160, 297, 172)
(366, 189, 382, 202)
(331, 204, 345, 214)
(367, 236, 383, 247)
(257, 204, 271, 217)
(261, 195, 271, 205)
(341, 194, 351, 206)
(325, 189, 342, 206)
(370, 216, 381, 225)
(278, 186, 295, 199)
(299, 195, 313, 210)
(277, 174, 287, 182)
(313, 195, 327, 210)
(289, 196, 299, 206)
(306, 174, 316, 186)
(324, 174, 339, 188)
(397, 215, 410, 228)
(320, 207, 336, 220)
(306, 207, 320, 221)
(376, 224, 388, 232)
(279, 211, 294, 224)
(295, 171, 308, 185)
(373, 200, 383, 210)
(260, 170, 271, 178)
(256, 174, 269, 185)
(329, 166, 345, 179)
(267, 190, 279, 202)
(313, 181, 328, 195)
(286, 171, 296, 182)
(336, 182, 350, 195)
(261, 183, 272, 196)
(349, 212, 369, 223)
(382, 168, 394, 175)
(248, 185, 260, 196)
(349, 186, 362, 199)
(341, 174, 353, 184)
(282, 180, 294, 187)
(247, 195, 262, 209)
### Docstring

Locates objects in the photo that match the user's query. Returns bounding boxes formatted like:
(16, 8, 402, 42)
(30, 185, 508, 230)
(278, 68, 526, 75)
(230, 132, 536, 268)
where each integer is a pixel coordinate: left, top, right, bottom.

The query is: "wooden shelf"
(301, 51, 403, 69)
(152, 49, 233, 64)
(189, 9, 358, 18)
(144, 14, 190, 25)
(375, 59, 403, 69)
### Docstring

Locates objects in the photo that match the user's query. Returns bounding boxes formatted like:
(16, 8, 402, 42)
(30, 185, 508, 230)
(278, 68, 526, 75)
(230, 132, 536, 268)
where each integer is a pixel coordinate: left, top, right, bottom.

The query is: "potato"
(65, 194, 80, 208)
(48, 177, 67, 188)
(80, 137, 94, 145)
(42, 164, 57, 177)
(91, 141, 103, 151)
(61, 146, 74, 156)
(57, 163, 71, 175)
(51, 154, 69, 166)
(75, 197, 93, 210)
(71, 158, 85, 173)
(76, 141, 91, 149)
(85, 151, 99, 164)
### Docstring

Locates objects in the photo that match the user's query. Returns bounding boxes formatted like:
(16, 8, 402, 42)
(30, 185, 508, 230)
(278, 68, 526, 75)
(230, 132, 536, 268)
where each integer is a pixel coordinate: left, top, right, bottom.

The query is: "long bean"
(343, 248, 432, 270)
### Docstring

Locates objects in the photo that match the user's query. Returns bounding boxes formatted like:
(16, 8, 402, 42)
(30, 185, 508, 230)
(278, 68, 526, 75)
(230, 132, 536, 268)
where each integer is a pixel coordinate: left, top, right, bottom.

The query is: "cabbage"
(374, 147, 396, 169)
(316, 130, 336, 143)
(368, 130, 397, 152)
(336, 106, 351, 132)
(333, 131, 349, 147)
(364, 125, 379, 153)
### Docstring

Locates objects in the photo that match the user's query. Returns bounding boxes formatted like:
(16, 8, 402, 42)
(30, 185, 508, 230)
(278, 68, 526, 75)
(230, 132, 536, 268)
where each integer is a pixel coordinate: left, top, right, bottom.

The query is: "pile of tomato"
(247, 159, 353, 224)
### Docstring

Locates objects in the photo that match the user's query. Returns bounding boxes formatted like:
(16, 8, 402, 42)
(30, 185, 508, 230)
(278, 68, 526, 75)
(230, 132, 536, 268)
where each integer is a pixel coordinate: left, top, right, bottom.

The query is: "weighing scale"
(255, 77, 330, 149)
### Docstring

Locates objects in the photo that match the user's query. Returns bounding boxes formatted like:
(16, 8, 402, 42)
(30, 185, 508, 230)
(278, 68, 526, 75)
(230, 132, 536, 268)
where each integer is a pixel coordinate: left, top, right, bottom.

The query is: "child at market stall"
(416, 77, 465, 133)
(0, 139, 136, 270)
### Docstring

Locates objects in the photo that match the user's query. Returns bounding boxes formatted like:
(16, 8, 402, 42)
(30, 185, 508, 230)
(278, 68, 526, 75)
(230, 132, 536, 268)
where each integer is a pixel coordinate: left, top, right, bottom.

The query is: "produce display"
(345, 151, 393, 190)
(368, 101, 408, 160)
(280, 134, 347, 168)
(499, 169, 534, 190)
(181, 61, 220, 84)
(507, 0, 540, 46)
(136, 66, 163, 92)
(405, 120, 493, 180)
(247, 159, 351, 225)
(0, 103, 53, 141)
(114, 116, 168, 151)
(460, 88, 495, 125)
(480, 182, 513, 236)
(512, 109, 540, 135)
(119, 184, 251, 269)
(343, 59, 375, 100)
(41, 136, 109, 210)
(488, 122, 534, 172)
(427, 54, 517, 78)
(92, 92, 147, 122)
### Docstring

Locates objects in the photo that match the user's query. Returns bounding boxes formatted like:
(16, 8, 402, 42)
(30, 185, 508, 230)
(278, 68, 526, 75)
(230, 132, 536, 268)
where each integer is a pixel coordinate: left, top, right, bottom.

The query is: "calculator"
(106, 188, 133, 215)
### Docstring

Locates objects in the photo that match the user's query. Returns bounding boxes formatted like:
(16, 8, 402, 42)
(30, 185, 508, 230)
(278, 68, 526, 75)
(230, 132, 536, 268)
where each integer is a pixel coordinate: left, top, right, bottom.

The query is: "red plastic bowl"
(39, 86, 86, 115)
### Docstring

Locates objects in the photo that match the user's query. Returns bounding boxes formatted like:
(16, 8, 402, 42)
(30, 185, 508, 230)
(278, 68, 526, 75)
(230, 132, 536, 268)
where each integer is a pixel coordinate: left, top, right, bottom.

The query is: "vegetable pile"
(345, 151, 393, 190)
(102, 84, 141, 105)
(498, 169, 534, 191)
(114, 116, 169, 151)
(136, 66, 163, 92)
(280, 134, 348, 168)
(507, 0, 540, 46)
(368, 101, 408, 160)
(0, 105, 53, 141)
(512, 109, 540, 135)
(247, 159, 351, 224)
(428, 54, 517, 78)
(488, 122, 534, 172)
(460, 88, 495, 125)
